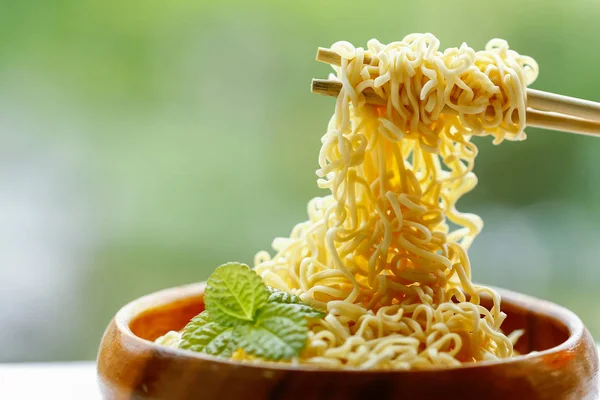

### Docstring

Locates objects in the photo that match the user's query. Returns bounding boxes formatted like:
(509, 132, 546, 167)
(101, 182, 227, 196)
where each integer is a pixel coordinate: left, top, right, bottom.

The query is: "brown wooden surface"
(97, 283, 599, 400)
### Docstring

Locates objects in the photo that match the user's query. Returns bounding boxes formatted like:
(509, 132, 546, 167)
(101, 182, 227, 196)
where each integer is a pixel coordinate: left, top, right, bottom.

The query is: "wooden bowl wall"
(97, 283, 599, 400)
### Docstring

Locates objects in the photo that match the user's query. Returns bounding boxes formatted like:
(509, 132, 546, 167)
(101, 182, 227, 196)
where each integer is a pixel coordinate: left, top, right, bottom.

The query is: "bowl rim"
(110, 281, 586, 374)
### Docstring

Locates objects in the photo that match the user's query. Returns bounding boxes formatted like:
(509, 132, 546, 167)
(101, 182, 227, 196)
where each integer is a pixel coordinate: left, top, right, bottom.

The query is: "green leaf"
(267, 288, 326, 319)
(180, 311, 238, 357)
(266, 286, 280, 294)
(179, 265, 325, 361)
(287, 303, 326, 319)
(187, 310, 212, 325)
(233, 303, 309, 360)
(267, 289, 301, 304)
(204, 262, 269, 326)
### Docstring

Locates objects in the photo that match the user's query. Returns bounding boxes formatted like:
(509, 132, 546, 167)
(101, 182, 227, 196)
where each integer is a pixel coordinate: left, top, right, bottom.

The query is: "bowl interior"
(127, 287, 570, 356)
(128, 292, 205, 342)
(101, 284, 598, 400)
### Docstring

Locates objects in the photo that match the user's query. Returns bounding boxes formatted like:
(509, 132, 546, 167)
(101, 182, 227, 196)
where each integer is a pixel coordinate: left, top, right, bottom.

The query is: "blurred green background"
(1, 0, 600, 362)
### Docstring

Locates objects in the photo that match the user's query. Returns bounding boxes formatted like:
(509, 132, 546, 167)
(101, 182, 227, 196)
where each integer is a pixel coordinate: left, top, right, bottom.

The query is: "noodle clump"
(252, 33, 538, 369)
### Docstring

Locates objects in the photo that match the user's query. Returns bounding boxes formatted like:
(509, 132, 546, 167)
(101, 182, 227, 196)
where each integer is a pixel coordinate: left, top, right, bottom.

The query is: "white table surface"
(0, 362, 100, 399)
(2, 353, 600, 400)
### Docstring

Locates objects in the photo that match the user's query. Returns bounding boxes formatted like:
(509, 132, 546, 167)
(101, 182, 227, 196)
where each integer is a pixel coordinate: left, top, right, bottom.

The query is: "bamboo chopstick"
(525, 109, 600, 137)
(311, 78, 600, 137)
(312, 79, 385, 105)
(526, 89, 600, 123)
(315, 47, 600, 124)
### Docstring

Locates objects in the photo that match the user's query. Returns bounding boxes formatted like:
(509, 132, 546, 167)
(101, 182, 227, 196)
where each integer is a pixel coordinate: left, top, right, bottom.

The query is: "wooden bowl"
(97, 283, 599, 400)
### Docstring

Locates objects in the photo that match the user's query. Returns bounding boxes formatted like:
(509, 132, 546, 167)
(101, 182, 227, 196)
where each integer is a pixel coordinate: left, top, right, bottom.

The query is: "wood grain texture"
(97, 283, 599, 400)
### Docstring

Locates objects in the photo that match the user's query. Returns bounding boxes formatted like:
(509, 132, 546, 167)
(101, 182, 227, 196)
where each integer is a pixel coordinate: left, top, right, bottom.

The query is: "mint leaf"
(177, 265, 326, 360)
(286, 303, 326, 319)
(267, 289, 326, 319)
(204, 263, 269, 326)
(180, 311, 238, 357)
(267, 289, 301, 304)
(233, 303, 309, 360)
(186, 309, 212, 325)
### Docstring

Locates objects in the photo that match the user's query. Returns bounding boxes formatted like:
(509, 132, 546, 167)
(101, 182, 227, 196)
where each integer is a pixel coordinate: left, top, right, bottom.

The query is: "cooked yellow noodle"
(251, 33, 538, 369)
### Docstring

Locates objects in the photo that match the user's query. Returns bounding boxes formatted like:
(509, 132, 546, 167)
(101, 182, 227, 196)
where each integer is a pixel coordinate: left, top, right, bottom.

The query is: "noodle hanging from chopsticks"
(251, 33, 538, 369)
